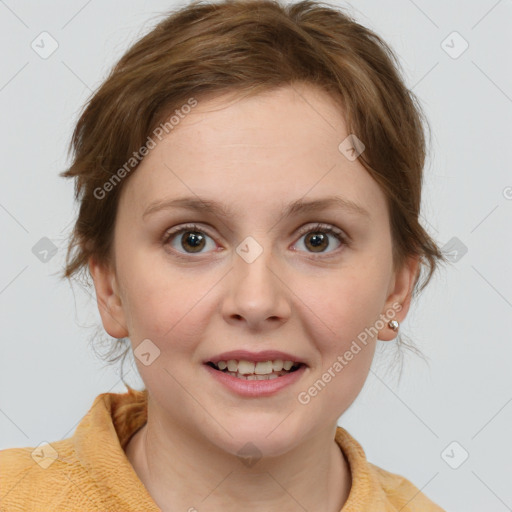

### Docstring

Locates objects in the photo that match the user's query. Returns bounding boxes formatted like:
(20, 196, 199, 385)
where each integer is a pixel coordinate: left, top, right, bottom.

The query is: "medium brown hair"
(60, 0, 448, 378)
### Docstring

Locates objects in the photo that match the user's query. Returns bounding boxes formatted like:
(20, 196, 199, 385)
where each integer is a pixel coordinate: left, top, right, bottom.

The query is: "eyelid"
(295, 222, 347, 239)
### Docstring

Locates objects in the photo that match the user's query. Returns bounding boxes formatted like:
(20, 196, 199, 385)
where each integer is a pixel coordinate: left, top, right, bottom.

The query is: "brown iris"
(304, 231, 329, 252)
(181, 231, 206, 253)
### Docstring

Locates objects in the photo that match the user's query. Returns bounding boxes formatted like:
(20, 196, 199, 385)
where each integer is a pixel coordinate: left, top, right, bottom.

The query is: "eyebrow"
(143, 195, 371, 221)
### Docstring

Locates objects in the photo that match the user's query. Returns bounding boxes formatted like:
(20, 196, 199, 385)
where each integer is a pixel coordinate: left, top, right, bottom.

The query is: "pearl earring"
(388, 320, 399, 331)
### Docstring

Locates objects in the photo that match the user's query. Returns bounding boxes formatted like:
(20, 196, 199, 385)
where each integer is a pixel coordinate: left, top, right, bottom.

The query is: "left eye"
(162, 223, 347, 256)
(293, 224, 346, 254)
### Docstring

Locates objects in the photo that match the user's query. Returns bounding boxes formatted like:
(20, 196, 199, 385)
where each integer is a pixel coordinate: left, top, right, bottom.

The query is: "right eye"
(163, 223, 218, 255)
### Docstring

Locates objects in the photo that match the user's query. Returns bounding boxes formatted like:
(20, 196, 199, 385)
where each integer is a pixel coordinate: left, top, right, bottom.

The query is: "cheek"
(119, 255, 219, 347)
(298, 263, 389, 340)
(293, 262, 390, 389)
(294, 276, 382, 416)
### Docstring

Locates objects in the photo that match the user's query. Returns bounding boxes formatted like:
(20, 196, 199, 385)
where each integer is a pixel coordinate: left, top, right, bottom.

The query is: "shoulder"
(0, 438, 105, 511)
(0, 388, 152, 511)
(367, 461, 445, 511)
(334, 426, 445, 511)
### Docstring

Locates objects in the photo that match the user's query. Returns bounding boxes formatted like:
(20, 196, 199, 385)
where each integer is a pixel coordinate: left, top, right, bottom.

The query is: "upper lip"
(205, 350, 307, 365)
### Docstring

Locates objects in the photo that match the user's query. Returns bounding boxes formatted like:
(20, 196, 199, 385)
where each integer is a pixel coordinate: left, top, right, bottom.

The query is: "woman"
(0, 0, 448, 510)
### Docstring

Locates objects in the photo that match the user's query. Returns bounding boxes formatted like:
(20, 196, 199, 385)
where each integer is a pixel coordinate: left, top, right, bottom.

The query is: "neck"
(125, 412, 351, 512)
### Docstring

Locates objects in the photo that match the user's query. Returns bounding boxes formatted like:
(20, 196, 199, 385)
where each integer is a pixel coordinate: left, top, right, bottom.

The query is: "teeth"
(227, 372, 281, 380)
(213, 359, 300, 376)
(255, 361, 273, 374)
(272, 359, 283, 371)
(237, 360, 255, 375)
(283, 360, 293, 371)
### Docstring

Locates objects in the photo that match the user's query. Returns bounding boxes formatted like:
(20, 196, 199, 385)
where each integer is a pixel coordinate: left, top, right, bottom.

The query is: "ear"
(378, 255, 421, 341)
(88, 256, 129, 339)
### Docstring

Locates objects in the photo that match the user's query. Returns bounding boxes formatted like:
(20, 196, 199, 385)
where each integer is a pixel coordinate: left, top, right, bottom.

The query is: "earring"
(388, 320, 399, 331)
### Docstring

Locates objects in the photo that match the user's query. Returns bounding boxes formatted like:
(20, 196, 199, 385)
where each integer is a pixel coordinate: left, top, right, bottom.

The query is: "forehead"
(160, 85, 345, 162)
(118, 84, 387, 223)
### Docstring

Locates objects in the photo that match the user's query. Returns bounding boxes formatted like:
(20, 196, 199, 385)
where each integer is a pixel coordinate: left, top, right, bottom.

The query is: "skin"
(89, 83, 419, 512)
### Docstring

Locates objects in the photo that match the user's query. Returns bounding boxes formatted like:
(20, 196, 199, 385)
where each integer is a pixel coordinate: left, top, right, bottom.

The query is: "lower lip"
(203, 364, 307, 397)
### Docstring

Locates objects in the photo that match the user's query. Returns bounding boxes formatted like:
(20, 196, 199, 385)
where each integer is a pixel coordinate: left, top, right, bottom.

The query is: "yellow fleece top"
(0, 386, 445, 511)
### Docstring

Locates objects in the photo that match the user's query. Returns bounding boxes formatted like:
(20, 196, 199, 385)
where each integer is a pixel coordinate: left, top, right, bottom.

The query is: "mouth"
(205, 359, 305, 380)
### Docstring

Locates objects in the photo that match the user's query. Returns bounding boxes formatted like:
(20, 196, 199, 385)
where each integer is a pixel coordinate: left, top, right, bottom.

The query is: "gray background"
(1, 1, 511, 510)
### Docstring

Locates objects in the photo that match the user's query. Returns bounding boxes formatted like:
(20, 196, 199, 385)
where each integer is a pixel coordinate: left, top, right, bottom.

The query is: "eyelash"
(162, 223, 349, 259)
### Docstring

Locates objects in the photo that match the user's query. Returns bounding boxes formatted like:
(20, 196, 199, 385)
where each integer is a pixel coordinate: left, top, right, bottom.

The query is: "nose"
(221, 240, 291, 331)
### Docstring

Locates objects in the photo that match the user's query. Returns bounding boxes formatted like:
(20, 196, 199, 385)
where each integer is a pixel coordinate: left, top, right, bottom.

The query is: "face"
(90, 84, 419, 457)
